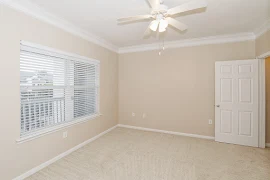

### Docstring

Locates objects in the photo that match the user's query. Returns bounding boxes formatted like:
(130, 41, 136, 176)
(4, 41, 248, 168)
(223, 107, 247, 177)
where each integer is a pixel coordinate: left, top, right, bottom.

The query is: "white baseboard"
(13, 125, 118, 180)
(266, 143, 270, 148)
(117, 124, 215, 140)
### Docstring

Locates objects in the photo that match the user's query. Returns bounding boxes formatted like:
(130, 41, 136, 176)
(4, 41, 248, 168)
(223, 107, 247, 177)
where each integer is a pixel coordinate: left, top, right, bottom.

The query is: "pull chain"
(163, 39, 165, 50)
(159, 37, 165, 56)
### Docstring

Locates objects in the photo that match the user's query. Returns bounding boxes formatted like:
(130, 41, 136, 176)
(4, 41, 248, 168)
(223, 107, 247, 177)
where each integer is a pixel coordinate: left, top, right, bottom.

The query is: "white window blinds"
(20, 41, 100, 137)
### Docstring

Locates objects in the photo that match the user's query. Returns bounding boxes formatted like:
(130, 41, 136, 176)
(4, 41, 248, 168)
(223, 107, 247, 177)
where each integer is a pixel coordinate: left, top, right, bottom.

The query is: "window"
(19, 41, 100, 139)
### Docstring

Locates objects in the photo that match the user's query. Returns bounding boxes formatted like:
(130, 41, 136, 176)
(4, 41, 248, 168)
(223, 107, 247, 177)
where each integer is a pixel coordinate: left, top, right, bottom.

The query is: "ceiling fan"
(117, 0, 207, 36)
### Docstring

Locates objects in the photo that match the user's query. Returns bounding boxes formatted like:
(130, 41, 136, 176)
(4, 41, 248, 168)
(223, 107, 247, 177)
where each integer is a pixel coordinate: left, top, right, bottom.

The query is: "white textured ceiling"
(17, 0, 270, 47)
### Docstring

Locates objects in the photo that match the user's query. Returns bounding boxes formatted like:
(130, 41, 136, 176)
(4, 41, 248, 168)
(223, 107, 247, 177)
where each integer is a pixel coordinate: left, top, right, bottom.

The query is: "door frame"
(257, 51, 270, 148)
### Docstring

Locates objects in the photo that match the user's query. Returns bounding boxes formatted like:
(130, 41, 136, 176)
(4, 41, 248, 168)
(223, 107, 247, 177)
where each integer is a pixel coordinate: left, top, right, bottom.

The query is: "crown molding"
(1, 0, 267, 54)
(0, 0, 119, 53)
(119, 33, 255, 54)
(254, 19, 270, 38)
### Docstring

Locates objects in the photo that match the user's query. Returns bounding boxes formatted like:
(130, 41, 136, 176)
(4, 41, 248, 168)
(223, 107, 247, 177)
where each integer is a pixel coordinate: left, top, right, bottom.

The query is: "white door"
(215, 60, 259, 147)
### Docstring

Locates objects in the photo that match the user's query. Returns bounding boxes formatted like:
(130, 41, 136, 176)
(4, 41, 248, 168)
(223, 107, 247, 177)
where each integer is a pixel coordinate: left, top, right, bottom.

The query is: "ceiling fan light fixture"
(159, 19, 168, 29)
(159, 19, 168, 32)
(150, 20, 159, 32)
(159, 27, 166, 32)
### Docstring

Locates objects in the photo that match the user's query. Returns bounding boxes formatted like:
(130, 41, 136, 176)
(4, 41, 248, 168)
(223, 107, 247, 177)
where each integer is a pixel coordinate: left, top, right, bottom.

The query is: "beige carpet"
(27, 127, 270, 180)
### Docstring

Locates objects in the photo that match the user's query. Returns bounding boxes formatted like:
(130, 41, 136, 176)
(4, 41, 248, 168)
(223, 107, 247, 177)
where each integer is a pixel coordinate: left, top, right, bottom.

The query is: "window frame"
(17, 41, 101, 143)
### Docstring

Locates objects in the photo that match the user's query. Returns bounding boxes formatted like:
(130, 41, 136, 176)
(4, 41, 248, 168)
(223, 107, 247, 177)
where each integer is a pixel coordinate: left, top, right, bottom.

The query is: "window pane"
(20, 42, 99, 137)
(74, 62, 96, 118)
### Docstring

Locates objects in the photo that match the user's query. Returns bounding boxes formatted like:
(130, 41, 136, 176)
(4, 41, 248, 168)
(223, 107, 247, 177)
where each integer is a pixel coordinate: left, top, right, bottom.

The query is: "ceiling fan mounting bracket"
(151, 4, 168, 15)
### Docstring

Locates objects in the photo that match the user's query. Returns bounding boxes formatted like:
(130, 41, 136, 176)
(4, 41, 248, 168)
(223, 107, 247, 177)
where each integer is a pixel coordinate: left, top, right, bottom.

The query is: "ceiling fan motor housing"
(151, 4, 168, 15)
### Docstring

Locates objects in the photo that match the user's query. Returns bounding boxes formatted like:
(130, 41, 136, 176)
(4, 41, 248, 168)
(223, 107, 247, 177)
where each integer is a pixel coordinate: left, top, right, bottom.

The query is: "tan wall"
(266, 57, 270, 143)
(119, 41, 255, 137)
(0, 5, 118, 179)
(256, 30, 270, 57)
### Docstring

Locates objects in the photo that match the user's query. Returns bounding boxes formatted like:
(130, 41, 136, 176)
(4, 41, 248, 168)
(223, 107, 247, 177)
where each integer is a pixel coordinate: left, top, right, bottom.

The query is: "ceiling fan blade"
(143, 23, 153, 38)
(147, 0, 160, 9)
(167, 17, 188, 31)
(117, 15, 153, 23)
(167, 0, 207, 15)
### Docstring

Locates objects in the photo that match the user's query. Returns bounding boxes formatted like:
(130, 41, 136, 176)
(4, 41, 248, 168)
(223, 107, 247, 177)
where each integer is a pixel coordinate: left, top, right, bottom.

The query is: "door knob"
(215, 105, 220, 108)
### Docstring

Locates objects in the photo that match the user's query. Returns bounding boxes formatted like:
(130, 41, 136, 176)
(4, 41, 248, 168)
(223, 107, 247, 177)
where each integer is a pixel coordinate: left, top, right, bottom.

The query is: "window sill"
(16, 113, 102, 144)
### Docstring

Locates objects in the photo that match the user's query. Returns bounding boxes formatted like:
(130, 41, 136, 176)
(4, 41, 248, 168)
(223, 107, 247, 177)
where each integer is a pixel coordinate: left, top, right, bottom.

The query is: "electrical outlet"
(208, 119, 213, 125)
(132, 112, 135, 117)
(63, 131, 68, 138)
(142, 113, 146, 119)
